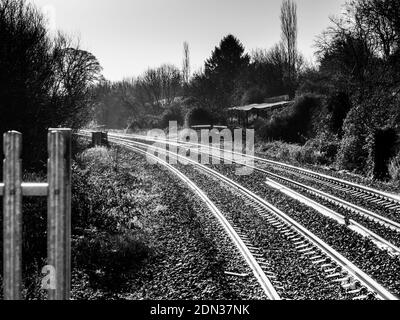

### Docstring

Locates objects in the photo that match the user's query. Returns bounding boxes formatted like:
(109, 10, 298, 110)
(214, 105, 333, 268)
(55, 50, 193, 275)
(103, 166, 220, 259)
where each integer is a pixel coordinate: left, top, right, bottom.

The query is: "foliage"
(189, 35, 250, 110)
(159, 104, 185, 128)
(0, 0, 102, 167)
(309, 0, 400, 177)
(258, 94, 322, 143)
(92, 65, 183, 130)
(72, 147, 152, 290)
(185, 107, 216, 127)
(336, 106, 369, 172)
(389, 153, 400, 186)
(326, 91, 352, 136)
(256, 133, 339, 166)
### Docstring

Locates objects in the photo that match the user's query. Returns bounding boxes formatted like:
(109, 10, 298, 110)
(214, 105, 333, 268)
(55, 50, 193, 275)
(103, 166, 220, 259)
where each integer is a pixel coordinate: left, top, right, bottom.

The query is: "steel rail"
(105, 132, 400, 234)
(108, 131, 400, 205)
(77, 132, 280, 300)
(103, 134, 399, 301)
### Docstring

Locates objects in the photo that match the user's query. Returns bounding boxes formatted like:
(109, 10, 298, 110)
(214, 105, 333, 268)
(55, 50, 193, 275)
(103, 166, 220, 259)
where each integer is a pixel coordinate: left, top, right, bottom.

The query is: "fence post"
(47, 129, 71, 300)
(92, 132, 101, 147)
(3, 131, 23, 300)
(101, 132, 109, 147)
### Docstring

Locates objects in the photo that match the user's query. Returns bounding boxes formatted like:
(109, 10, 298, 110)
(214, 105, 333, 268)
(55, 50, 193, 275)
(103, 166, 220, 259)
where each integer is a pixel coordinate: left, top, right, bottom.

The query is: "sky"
(29, 0, 347, 82)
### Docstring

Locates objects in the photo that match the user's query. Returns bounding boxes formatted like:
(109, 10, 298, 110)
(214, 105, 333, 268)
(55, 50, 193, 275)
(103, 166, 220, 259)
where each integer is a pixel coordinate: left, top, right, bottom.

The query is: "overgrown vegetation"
(0, 0, 102, 168)
(71, 145, 153, 295)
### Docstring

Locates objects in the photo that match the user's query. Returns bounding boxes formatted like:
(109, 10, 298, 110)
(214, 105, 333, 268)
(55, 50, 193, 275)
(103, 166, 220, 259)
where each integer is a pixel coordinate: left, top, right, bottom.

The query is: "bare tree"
(136, 64, 182, 106)
(182, 41, 191, 84)
(51, 33, 103, 126)
(280, 0, 298, 94)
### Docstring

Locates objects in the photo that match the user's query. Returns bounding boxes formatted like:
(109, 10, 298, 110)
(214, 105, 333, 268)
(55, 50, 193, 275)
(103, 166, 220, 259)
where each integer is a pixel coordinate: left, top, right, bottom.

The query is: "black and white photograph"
(0, 0, 399, 312)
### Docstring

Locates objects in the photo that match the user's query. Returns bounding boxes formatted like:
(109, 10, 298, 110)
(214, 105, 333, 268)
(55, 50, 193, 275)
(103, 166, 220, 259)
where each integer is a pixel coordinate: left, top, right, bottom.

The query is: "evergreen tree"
(203, 34, 250, 109)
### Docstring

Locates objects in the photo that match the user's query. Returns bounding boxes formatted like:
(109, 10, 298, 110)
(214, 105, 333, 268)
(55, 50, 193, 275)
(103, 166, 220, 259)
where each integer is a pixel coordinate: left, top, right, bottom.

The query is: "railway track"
(77, 132, 280, 300)
(106, 132, 400, 250)
(84, 133, 398, 300)
(109, 131, 400, 215)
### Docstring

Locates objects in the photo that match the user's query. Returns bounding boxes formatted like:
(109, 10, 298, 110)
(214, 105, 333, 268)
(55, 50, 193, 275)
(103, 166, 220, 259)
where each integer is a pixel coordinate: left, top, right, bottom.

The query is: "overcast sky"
(30, 0, 347, 81)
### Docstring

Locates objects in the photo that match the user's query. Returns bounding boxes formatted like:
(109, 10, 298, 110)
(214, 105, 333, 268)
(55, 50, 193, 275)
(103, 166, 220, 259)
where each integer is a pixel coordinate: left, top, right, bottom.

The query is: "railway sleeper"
(298, 247, 313, 253)
(325, 272, 341, 279)
(310, 255, 323, 260)
(342, 282, 358, 290)
(332, 276, 351, 283)
(347, 288, 362, 295)
(312, 259, 326, 265)
(295, 243, 309, 249)
(302, 251, 317, 256)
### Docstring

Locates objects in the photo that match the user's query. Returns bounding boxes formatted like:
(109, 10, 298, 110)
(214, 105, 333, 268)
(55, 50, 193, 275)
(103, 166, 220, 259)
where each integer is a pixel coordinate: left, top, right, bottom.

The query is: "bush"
(159, 104, 184, 128)
(71, 147, 152, 291)
(302, 133, 339, 165)
(389, 153, 400, 186)
(0, 0, 101, 168)
(185, 107, 215, 127)
(336, 134, 367, 172)
(240, 87, 266, 105)
(327, 91, 352, 136)
(256, 132, 339, 166)
(259, 94, 321, 143)
(336, 105, 369, 173)
(73, 229, 149, 289)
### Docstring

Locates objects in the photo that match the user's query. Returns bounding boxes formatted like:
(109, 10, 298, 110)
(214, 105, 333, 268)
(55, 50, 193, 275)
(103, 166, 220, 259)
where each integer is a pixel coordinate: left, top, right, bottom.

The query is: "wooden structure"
(92, 131, 109, 147)
(1, 129, 71, 300)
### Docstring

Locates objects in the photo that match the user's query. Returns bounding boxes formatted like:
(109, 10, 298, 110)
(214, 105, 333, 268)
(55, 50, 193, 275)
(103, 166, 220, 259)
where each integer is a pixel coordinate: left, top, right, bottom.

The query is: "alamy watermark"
(146, 121, 255, 176)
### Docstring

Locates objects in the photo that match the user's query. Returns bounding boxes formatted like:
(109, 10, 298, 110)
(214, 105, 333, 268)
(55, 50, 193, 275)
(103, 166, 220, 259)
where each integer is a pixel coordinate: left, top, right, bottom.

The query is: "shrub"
(73, 229, 149, 289)
(71, 147, 152, 291)
(368, 127, 398, 180)
(336, 105, 369, 173)
(159, 104, 184, 128)
(185, 107, 215, 127)
(389, 153, 400, 186)
(240, 87, 266, 105)
(77, 147, 113, 171)
(336, 134, 367, 172)
(302, 133, 339, 165)
(327, 91, 352, 136)
(256, 132, 339, 166)
(259, 94, 321, 143)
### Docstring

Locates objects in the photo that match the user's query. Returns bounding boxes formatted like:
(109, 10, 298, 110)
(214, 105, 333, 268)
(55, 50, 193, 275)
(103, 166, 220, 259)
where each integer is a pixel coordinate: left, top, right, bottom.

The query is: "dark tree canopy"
(201, 34, 250, 109)
(0, 0, 102, 167)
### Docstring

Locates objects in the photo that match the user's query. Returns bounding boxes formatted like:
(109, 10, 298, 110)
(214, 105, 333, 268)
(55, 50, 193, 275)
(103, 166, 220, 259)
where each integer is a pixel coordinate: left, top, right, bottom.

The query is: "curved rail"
(77, 132, 280, 300)
(109, 131, 400, 207)
(101, 133, 398, 300)
(107, 131, 400, 235)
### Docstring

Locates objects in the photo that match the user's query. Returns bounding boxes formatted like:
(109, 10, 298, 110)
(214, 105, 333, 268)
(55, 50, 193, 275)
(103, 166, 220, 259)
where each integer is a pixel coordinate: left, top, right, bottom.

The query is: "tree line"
(0, 0, 102, 168)
(1, 0, 399, 180)
(92, 0, 301, 129)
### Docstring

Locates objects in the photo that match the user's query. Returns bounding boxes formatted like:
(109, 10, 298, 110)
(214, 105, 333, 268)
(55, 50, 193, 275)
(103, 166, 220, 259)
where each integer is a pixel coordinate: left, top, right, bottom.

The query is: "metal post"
(3, 131, 23, 300)
(47, 129, 71, 300)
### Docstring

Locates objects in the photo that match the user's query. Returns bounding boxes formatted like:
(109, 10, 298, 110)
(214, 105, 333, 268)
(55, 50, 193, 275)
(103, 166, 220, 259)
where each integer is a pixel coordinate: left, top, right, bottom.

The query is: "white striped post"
(47, 129, 71, 300)
(3, 131, 23, 300)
